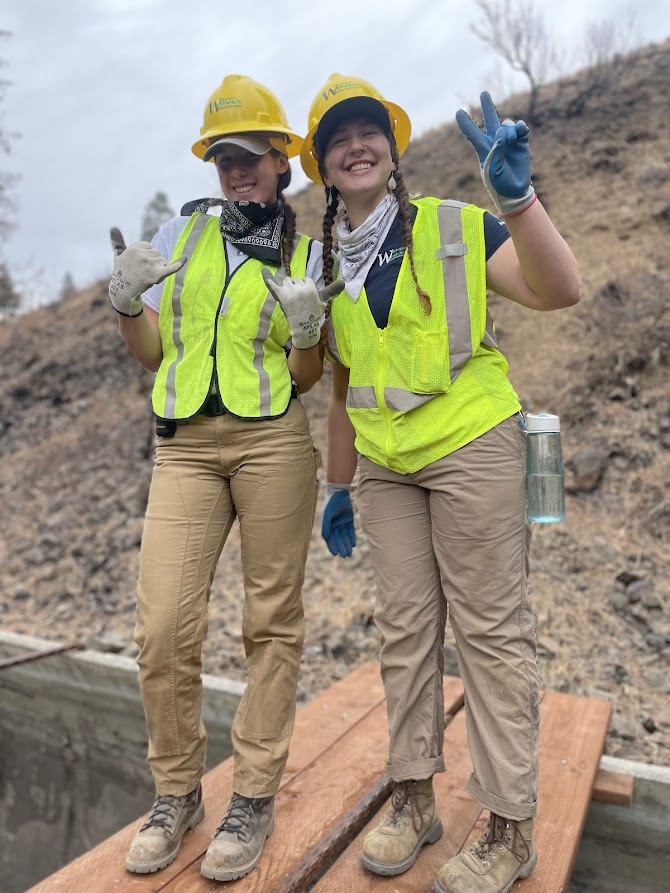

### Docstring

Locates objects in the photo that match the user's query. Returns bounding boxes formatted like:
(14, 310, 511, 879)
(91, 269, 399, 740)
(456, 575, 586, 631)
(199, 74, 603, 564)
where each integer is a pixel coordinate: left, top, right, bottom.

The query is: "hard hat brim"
(202, 135, 275, 162)
(300, 96, 411, 184)
(193, 126, 304, 161)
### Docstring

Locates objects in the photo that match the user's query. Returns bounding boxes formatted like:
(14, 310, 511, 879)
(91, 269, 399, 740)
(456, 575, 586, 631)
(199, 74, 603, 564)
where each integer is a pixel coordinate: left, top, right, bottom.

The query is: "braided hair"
(389, 138, 431, 315)
(275, 155, 296, 276)
(316, 133, 430, 314)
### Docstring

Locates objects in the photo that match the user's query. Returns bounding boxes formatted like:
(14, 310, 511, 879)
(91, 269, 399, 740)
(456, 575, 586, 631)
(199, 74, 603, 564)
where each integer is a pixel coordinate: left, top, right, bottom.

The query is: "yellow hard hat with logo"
(300, 73, 411, 184)
(192, 74, 304, 161)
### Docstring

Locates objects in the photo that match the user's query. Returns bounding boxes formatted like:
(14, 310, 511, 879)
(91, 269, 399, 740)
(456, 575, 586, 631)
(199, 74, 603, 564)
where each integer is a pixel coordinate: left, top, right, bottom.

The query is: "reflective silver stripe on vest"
(164, 215, 210, 417)
(436, 200, 472, 383)
(347, 385, 438, 412)
(436, 200, 497, 381)
(385, 389, 437, 411)
(256, 294, 277, 416)
(347, 385, 377, 408)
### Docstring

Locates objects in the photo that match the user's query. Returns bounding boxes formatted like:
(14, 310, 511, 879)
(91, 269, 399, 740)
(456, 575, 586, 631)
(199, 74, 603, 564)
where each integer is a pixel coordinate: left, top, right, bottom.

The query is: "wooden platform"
(27, 663, 619, 893)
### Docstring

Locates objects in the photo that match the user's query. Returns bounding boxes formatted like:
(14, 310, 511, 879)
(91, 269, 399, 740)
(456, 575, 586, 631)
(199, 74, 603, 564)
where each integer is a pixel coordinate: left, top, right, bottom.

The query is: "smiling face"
(214, 145, 289, 204)
(322, 117, 394, 207)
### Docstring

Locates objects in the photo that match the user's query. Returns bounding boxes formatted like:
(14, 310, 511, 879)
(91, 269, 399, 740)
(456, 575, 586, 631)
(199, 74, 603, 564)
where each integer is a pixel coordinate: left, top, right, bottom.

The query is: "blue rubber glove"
(455, 92, 536, 218)
(321, 490, 356, 558)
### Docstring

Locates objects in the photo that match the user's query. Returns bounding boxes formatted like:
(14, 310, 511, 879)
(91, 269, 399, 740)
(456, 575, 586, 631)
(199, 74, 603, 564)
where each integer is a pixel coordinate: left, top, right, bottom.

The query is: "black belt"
(202, 392, 226, 416)
(202, 386, 299, 416)
(156, 386, 299, 436)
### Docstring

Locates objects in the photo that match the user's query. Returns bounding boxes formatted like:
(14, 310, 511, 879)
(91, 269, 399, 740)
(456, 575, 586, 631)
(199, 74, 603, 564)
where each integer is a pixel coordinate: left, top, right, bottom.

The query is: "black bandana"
(180, 197, 284, 264)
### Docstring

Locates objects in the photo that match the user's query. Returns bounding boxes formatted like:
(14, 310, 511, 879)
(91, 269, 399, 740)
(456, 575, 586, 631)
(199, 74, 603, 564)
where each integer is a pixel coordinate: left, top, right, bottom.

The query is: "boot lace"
(140, 791, 191, 833)
(385, 781, 424, 834)
(214, 793, 272, 843)
(469, 813, 531, 869)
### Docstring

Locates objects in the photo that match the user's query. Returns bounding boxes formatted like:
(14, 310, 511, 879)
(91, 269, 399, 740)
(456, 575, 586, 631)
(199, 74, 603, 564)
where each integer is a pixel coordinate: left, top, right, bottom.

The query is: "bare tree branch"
(471, 0, 561, 123)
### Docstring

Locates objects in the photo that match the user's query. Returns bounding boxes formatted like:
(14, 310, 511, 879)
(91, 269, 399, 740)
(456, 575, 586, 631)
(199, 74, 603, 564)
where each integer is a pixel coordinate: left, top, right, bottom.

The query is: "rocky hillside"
(1, 40, 669, 766)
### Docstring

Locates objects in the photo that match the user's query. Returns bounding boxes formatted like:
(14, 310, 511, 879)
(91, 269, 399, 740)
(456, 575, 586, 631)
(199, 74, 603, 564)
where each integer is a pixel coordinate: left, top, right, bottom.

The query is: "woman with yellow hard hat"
(301, 73, 582, 893)
(108, 74, 340, 883)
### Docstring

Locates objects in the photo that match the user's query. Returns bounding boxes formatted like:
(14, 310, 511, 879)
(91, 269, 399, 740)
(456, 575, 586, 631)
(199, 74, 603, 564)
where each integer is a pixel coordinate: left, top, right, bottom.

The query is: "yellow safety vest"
(329, 197, 521, 473)
(152, 213, 312, 420)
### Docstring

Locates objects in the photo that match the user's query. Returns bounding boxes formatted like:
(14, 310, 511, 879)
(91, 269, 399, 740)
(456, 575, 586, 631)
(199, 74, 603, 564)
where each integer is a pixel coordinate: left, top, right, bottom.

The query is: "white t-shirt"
(143, 215, 325, 312)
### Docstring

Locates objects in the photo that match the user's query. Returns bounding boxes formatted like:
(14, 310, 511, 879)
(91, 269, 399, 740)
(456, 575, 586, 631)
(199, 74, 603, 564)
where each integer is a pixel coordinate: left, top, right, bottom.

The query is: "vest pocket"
(410, 330, 450, 394)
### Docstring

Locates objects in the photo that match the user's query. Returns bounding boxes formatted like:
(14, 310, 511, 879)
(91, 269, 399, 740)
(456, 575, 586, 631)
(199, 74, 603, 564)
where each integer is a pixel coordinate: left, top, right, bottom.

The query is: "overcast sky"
(3, 0, 669, 306)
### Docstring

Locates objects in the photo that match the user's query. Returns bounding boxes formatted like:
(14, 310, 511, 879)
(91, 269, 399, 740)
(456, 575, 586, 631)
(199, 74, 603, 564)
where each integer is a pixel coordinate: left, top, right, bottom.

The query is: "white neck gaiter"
(336, 193, 398, 302)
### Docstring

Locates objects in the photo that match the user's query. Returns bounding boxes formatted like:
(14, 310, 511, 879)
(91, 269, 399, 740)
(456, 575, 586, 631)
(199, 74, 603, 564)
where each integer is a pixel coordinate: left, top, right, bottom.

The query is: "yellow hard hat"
(192, 74, 304, 161)
(300, 73, 411, 184)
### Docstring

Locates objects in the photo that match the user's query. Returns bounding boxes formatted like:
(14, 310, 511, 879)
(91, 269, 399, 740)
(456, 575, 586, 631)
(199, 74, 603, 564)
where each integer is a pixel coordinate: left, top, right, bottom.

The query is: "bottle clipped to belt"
(525, 412, 565, 523)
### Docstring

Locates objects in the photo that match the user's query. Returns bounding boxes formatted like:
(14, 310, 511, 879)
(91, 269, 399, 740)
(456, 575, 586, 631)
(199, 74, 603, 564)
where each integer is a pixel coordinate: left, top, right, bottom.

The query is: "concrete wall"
(2, 632, 669, 893)
(569, 755, 670, 892)
(0, 631, 244, 893)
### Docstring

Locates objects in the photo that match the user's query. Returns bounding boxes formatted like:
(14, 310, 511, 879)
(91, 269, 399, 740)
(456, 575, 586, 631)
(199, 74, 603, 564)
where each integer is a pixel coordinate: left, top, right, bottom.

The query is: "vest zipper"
(377, 328, 394, 462)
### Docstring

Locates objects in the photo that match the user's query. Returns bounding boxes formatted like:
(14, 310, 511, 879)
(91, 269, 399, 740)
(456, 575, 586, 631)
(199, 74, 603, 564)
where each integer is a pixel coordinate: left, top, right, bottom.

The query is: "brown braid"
(319, 179, 340, 286)
(389, 140, 431, 314)
(280, 197, 296, 277)
(275, 161, 295, 276)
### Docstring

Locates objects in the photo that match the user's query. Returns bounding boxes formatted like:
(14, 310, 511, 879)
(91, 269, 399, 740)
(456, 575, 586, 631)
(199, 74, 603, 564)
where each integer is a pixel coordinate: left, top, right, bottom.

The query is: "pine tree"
(59, 272, 76, 301)
(140, 191, 175, 242)
(0, 31, 20, 316)
(0, 262, 20, 316)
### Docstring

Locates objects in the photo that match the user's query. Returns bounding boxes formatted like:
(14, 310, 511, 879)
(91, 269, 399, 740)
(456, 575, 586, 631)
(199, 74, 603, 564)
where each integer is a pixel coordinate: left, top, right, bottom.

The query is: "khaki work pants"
(134, 400, 320, 799)
(358, 415, 539, 821)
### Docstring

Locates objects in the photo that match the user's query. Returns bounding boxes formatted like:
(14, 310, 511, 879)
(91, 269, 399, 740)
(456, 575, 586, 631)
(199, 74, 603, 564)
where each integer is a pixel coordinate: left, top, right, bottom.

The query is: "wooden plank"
(511, 690, 611, 892)
(28, 671, 610, 893)
(592, 768, 634, 806)
(165, 677, 465, 893)
(25, 662, 387, 893)
(311, 708, 480, 893)
(313, 690, 612, 893)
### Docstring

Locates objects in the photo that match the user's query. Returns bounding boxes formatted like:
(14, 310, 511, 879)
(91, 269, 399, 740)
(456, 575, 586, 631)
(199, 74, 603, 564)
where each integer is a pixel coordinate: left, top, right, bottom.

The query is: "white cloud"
(2, 0, 669, 300)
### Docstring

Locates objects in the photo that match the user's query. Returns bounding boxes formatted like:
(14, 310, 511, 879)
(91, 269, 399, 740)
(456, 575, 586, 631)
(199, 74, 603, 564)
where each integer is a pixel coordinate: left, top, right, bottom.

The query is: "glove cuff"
(500, 189, 537, 219)
(111, 303, 144, 318)
(290, 334, 321, 350)
(485, 183, 536, 218)
(325, 482, 353, 498)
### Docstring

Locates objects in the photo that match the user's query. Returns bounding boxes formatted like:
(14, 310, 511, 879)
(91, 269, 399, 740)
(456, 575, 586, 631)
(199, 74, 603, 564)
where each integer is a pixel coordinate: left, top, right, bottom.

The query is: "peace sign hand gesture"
(456, 92, 536, 218)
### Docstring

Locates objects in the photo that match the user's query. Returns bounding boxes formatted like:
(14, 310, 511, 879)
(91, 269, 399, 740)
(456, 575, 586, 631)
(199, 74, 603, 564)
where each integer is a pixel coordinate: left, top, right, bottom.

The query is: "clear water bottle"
(525, 412, 565, 523)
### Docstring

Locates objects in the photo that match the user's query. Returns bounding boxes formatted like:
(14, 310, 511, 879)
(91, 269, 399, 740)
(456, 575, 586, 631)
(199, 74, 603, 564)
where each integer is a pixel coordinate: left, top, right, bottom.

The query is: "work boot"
(125, 783, 204, 873)
(433, 813, 536, 893)
(200, 792, 275, 881)
(361, 778, 443, 876)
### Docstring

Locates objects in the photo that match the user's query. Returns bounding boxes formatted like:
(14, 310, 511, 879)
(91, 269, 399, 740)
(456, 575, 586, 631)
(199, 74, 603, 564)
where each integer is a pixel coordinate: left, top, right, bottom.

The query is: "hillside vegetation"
(1, 40, 669, 765)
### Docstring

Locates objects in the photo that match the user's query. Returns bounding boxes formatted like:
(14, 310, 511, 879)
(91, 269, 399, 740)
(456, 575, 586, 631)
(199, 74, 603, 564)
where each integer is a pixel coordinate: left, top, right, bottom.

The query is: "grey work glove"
(108, 227, 188, 317)
(456, 92, 536, 218)
(261, 268, 345, 349)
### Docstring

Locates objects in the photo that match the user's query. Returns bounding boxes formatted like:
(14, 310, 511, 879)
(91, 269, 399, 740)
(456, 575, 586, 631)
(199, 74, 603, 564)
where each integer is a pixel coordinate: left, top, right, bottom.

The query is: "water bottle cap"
(525, 411, 560, 433)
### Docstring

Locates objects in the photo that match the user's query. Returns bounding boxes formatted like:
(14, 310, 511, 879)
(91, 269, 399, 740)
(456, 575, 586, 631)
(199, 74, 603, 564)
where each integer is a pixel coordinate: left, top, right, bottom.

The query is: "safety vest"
(329, 197, 520, 473)
(152, 213, 312, 420)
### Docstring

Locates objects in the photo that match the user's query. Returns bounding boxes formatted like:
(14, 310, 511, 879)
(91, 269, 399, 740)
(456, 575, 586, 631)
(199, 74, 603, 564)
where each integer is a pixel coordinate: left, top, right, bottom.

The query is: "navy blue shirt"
(365, 206, 510, 329)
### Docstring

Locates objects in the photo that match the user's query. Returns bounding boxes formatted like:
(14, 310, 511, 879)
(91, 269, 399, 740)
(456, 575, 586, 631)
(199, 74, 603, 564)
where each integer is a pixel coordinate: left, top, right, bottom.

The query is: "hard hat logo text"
(322, 82, 360, 102)
(210, 98, 243, 113)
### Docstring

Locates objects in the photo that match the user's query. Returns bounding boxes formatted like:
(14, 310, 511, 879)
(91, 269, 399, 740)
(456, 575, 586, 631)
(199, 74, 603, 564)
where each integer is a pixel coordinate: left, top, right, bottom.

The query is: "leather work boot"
(361, 778, 443, 876)
(433, 813, 536, 893)
(126, 783, 204, 873)
(200, 792, 275, 881)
